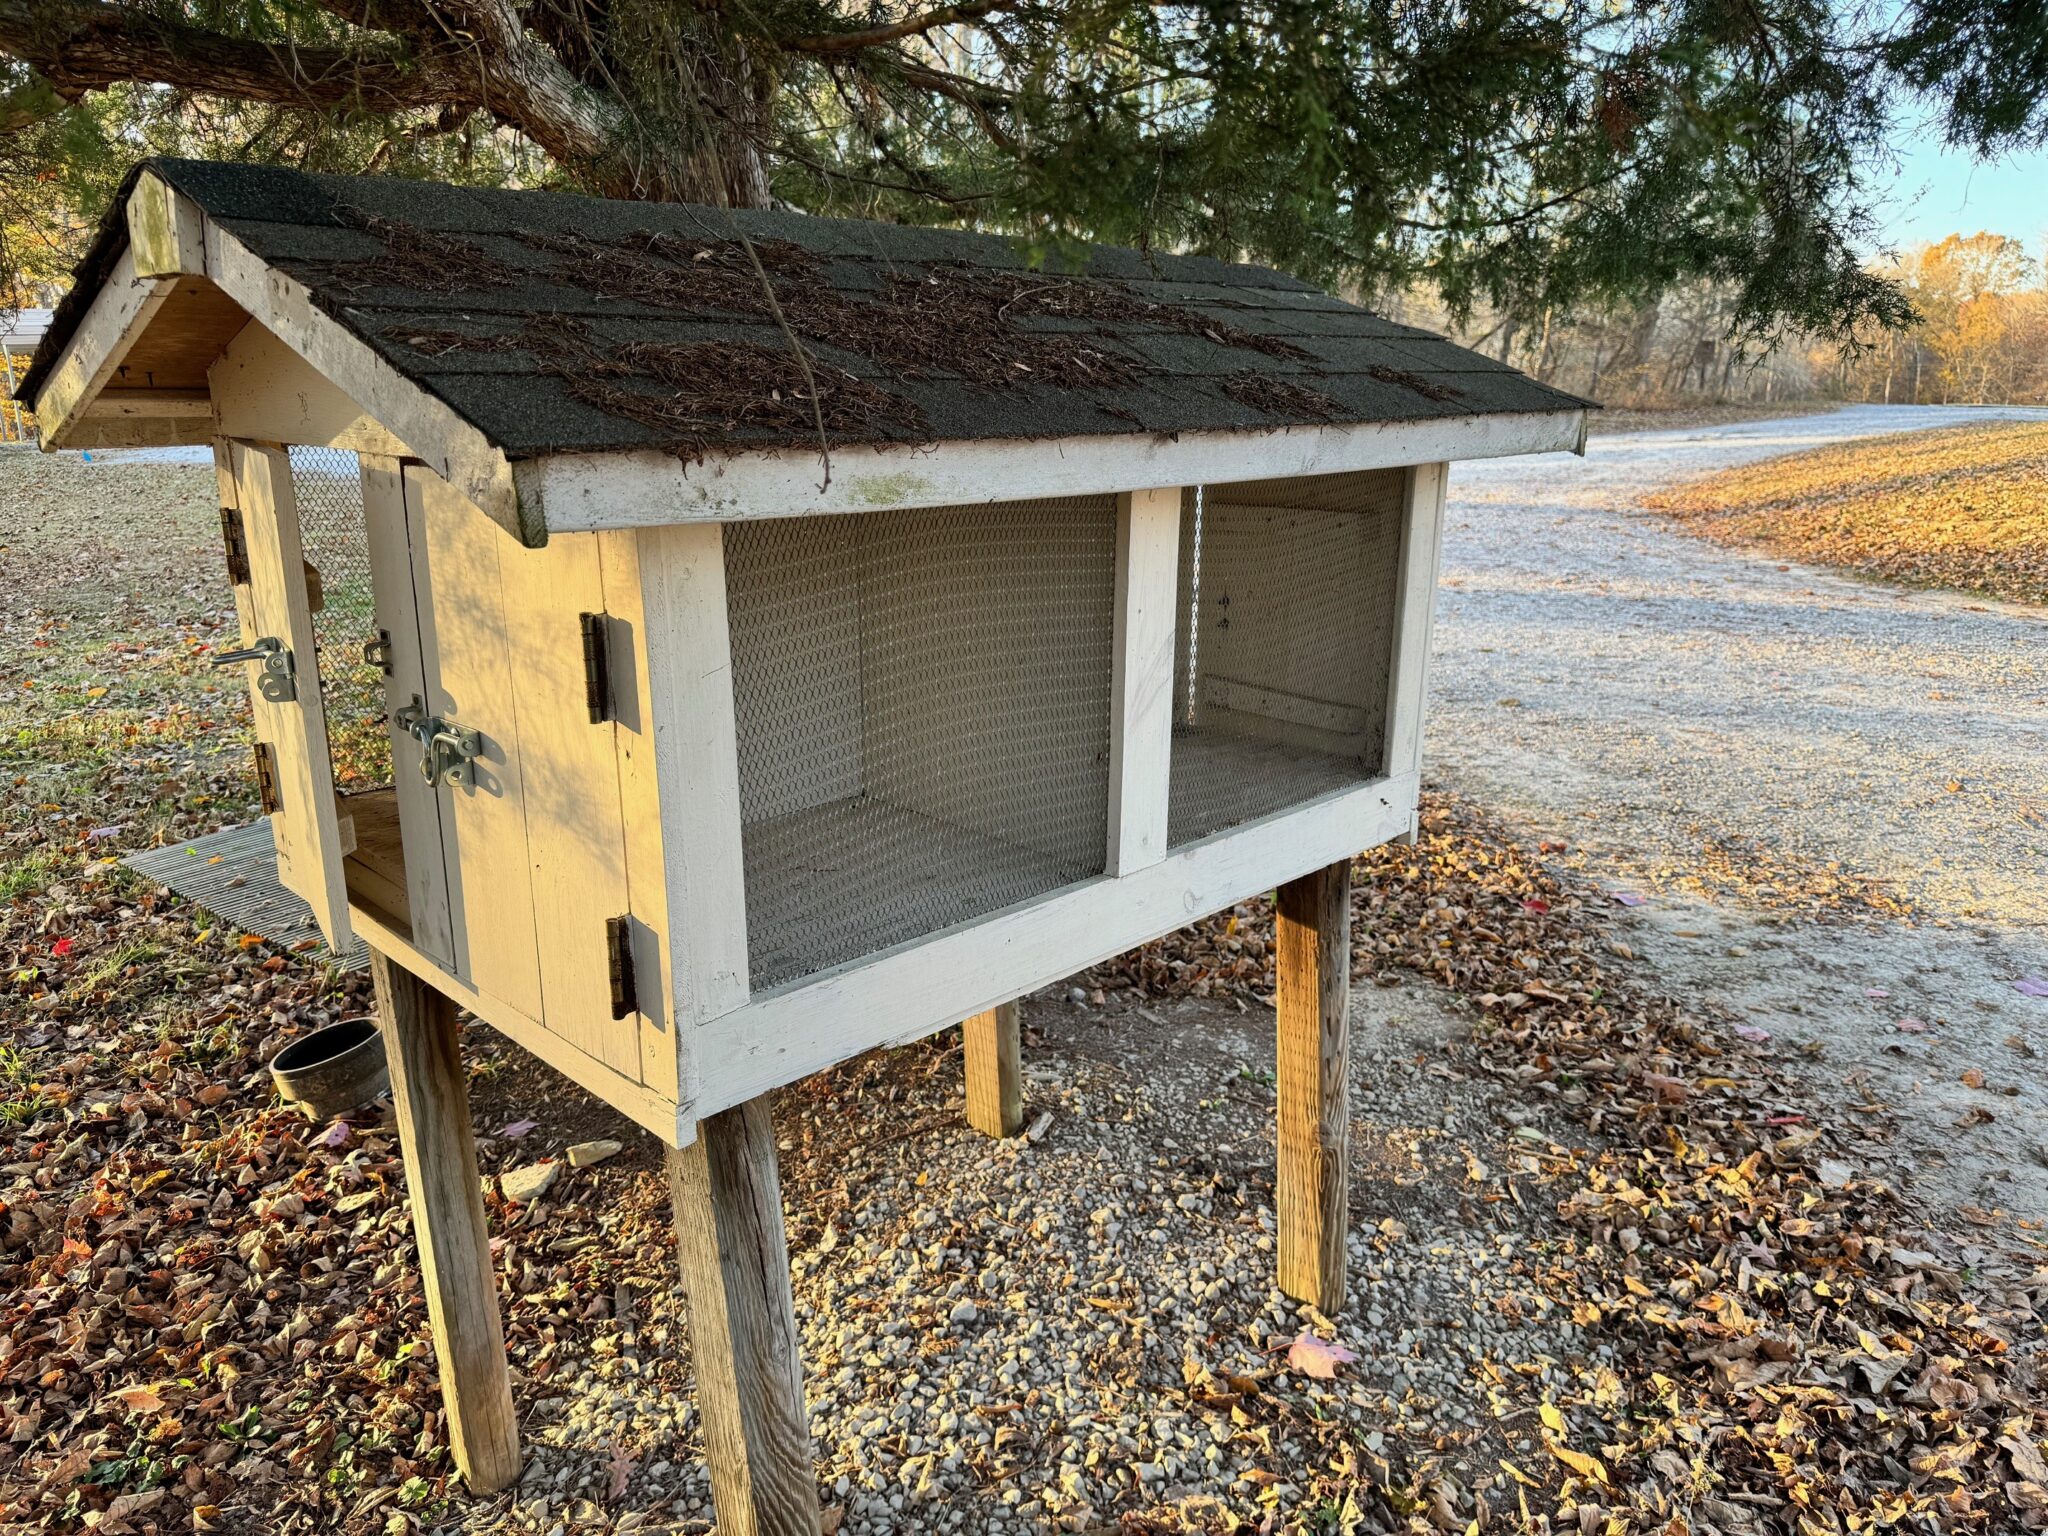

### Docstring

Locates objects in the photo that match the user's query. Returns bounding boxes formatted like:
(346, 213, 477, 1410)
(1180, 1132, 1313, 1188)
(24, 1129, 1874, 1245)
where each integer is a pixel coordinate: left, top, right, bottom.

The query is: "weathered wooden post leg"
(962, 1000, 1024, 1138)
(1274, 860, 1353, 1314)
(369, 949, 521, 1492)
(667, 1097, 821, 1536)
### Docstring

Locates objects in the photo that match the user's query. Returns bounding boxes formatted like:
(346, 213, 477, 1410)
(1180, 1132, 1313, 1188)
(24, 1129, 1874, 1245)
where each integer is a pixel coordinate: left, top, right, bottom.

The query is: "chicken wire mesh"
(1168, 468, 1407, 847)
(728, 498, 1118, 990)
(287, 447, 391, 789)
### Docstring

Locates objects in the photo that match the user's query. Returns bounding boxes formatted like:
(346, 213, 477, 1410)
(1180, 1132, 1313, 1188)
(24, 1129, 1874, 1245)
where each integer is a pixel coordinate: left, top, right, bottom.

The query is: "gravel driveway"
(1430, 404, 2048, 1228)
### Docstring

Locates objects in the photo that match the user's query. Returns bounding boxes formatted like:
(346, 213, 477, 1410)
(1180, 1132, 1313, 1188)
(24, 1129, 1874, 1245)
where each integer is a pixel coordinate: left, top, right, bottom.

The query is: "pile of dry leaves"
(1643, 420, 2048, 606)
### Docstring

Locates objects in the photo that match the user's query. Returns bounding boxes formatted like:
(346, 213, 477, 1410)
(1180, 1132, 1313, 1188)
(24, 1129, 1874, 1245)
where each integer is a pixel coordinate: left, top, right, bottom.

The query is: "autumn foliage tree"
(1828, 234, 2048, 405)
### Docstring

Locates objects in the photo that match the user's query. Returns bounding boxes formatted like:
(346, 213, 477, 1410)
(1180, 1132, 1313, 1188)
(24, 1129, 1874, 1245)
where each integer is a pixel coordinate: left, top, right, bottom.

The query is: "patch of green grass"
(0, 1044, 36, 1088)
(82, 939, 164, 989)
(0, 1089, 52, 1127)
(0, 854, 56, 903)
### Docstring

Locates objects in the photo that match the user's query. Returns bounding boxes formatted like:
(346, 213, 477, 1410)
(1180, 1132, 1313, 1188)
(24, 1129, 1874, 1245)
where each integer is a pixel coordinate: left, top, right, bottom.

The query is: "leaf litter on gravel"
(6, 775, 2044, 1533)
(1091, 792, 2048, 1533)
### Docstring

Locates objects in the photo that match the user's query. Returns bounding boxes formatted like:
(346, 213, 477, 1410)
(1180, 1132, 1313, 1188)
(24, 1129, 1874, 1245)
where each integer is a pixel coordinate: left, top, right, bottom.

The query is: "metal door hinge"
(252, 741, 281, 815)
(580, 612, 613, 724)
(211, 635, 297, 702)
(606, 916, 636, 1020)
(219, 506, 250, 586)
(363, 631, 393, 676)
(394, 698, 482, 788)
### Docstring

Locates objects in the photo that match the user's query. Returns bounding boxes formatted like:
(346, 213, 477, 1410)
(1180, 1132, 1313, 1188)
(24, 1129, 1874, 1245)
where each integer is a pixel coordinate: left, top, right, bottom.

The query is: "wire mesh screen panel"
(287, 447, 392, 790)
(729, 498, 1118, 990)
(1168, 469, 1407, 847)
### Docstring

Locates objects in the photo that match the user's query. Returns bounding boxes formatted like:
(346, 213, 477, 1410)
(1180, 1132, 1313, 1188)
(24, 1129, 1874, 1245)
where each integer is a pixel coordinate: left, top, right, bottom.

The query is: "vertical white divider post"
(635, 521, 749, 1116)
(1106, 486, 1183, 875)
(1383, 463, 1448, 839)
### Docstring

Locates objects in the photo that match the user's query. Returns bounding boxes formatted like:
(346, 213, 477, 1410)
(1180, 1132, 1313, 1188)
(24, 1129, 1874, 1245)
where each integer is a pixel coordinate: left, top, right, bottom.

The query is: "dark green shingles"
(24, 156, 1590, 456)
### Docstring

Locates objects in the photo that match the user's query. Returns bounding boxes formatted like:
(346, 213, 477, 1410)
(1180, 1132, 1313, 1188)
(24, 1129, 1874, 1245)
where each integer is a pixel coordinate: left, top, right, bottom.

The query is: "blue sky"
(1871, 130, 2048, 255)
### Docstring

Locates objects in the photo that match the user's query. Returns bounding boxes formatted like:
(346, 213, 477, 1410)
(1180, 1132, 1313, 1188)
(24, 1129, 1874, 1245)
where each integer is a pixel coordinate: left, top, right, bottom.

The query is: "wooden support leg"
(369, 949, 521, 1493)
(962, 1000, 1024, 1138)
(1274, 860, 1353, 1314)
(667, 1098, 821, 1536)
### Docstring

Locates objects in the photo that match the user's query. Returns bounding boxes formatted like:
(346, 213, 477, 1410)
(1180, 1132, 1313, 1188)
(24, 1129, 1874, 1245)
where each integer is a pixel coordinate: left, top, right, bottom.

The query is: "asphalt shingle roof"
(25, 159, 1588, 461)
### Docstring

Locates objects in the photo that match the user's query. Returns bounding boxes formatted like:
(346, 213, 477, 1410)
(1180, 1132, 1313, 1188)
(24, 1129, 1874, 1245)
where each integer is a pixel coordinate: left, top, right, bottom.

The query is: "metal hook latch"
(210, 635, 297, 702)
(394, 698, 481, 789)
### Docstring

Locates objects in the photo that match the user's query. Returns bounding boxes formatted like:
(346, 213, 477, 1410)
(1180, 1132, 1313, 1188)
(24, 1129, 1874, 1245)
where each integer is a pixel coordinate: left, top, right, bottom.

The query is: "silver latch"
(211, 636, 297, 703)
(394, 698, 481, 788)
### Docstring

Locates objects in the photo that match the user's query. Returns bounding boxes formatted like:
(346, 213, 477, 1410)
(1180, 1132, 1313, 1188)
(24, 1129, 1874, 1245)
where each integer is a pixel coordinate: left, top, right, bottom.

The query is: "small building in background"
(0, 308, 50, 442)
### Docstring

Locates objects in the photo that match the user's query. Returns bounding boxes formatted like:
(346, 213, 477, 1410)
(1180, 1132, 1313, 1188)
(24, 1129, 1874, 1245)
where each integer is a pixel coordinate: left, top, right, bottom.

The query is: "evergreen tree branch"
(0, 74, 67, 135)
(0, 0, 473, 114)
(782, 1, 1018, 56)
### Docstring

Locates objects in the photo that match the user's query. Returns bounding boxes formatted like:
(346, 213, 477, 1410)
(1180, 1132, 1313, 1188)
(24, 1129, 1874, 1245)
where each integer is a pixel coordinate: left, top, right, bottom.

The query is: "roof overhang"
(27, 169, 528, 542)
(513, 403, 1589, 531)
(32, 163, 1585, 546)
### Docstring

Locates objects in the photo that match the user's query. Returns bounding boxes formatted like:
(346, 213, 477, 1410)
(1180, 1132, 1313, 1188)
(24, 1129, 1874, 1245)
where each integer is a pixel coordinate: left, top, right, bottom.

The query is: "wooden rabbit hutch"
(23, 160, 1588, 1531)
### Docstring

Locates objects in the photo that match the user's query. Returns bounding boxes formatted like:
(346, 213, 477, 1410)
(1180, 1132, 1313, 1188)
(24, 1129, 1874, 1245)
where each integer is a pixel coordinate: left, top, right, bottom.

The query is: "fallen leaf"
(109, 1384, 166, 1415)
(1545, 1437, 1610, 1485)
(500, 1119, 538, 1139)
(2002, 1434, 2048, 1486)
(605, 1442, 636, 1502)
(1287, 1332, 1359, 1380)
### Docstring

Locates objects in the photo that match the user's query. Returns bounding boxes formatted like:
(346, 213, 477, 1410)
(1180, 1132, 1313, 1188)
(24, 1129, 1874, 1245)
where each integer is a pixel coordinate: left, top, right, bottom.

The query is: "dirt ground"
(1, 436, 2045, 1536)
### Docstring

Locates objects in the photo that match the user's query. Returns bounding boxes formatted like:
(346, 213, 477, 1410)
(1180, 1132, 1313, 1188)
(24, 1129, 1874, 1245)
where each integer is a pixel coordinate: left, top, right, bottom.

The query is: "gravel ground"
(1432, 403, 2048, 1230)
(476, 982, 1628, 1536)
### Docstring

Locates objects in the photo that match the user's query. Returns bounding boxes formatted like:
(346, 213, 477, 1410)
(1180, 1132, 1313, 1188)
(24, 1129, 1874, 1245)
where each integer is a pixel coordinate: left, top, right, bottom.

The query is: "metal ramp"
(122, 820, 370, 970)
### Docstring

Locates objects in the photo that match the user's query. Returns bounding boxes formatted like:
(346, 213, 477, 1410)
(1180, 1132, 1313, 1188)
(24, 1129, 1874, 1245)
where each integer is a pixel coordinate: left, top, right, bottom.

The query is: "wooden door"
(217, 439, 353, 950)
(359, 455, 456, 966)
(400, 466, 544, 1020)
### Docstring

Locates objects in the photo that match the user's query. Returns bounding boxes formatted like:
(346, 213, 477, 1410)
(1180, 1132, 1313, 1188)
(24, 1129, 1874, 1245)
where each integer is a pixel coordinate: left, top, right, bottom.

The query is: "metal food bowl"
(269, 1017, 389, 1122)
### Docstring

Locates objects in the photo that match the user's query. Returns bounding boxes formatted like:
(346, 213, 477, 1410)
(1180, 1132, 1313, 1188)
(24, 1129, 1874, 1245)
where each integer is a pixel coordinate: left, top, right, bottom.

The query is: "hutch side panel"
(494, 528, 640, 1080)
(396, 469, 668, 1088)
